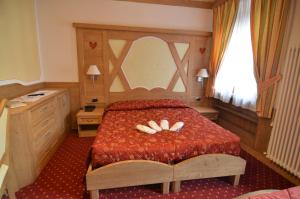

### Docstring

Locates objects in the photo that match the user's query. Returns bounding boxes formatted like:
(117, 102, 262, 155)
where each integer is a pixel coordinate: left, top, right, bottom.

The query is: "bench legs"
(162, 182, 170, 194)
(90, 190, 99, 199)
(229, 175, 240, 186)
(171, 181, 181, 193)
(89, 176, 240, 198)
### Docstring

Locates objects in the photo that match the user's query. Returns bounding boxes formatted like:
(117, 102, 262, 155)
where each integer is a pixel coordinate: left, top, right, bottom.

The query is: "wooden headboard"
(74, 23, 211, 106)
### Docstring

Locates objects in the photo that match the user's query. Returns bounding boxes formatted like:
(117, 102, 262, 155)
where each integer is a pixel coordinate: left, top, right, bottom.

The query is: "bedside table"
(191, 106, 219, 121)
(76, 107, 104, 137)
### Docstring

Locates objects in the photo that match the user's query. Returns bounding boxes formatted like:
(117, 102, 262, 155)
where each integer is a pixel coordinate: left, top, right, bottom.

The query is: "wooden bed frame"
(86, 154, 246, 198)
(74, 23, 247, 198)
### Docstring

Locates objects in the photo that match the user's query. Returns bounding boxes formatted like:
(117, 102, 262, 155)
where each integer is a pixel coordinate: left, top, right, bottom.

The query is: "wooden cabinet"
(76, 108, 104, 137)
(191, 106, 219, 121)
(8, 90, 70, 190)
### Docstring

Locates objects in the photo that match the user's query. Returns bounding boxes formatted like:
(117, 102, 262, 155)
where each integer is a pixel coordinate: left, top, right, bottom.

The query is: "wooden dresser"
(8, 89, 70, 190)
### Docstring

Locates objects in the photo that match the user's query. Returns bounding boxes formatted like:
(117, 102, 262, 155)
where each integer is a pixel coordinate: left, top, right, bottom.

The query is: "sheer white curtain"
(213, 0, 257, 110)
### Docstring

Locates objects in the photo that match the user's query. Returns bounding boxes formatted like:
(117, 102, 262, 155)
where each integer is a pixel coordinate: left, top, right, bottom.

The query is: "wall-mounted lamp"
(86, 65, 101, 88)
(196, 68, 209, 82)
(196, 68, 209, 99)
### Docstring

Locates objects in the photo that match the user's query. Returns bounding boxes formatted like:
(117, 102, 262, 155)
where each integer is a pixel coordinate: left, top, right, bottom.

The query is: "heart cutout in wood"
(89, 41, 97, 49)
(199, 48, 206, 54)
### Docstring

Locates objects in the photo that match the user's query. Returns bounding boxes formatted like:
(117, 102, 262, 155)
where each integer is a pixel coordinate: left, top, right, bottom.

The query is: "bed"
(86, 99, 246, 198)
(235, 186, 300, 198)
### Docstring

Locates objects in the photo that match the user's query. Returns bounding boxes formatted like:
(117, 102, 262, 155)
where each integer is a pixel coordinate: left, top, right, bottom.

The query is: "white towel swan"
(148, 120, 162, 132)
(136, 124, 157, 134)
(160, 120, 169, 130)
(169, 121, 184, 132)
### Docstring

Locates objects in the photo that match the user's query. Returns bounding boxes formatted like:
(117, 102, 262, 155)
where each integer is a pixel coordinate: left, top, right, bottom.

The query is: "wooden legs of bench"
(90, 182, 170, 199)
(171, 181, 181, 193)
(162, 182, 170, 194)
(89, 176, 240, 198)
(170, 175, 240, 194)
(90, 190, 99, 199)
(229, 175, 240, 186)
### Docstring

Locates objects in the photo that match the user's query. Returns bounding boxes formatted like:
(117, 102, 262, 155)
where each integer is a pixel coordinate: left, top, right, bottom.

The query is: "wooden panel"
(0, 83, 44, 100)
(213, 99, 273, 152)
(213, 99, 258, 148)
(74, 24, 212, 106)
(73, 23, 212, 37)
(255, 118, 272, 152)
(86, 160, 173, 190)
(117, 0, 214, 9)
(173, 154, 246, 181)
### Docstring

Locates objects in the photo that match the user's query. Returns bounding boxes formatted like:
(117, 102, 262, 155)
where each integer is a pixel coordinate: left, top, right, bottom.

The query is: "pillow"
(106, 99, 188, 111)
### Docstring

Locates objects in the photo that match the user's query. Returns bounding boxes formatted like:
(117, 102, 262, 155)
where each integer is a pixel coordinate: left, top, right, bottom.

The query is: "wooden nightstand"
(191, 106, 219, 121)
(76, 107, 104, 137)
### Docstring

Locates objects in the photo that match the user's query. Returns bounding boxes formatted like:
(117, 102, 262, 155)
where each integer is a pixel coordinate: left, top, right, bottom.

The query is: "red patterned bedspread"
(91, 99, 240, 168)
(248, 186, 300, 199)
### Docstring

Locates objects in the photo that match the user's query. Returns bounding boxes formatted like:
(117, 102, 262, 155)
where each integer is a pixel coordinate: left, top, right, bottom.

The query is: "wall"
(36, 0, 213, 82)
(0, 0, 41, 85)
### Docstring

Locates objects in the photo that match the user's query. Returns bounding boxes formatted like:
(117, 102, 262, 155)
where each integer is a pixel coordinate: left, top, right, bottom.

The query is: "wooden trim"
(0, 99, 7, 165)
(167, 42, 189, 91)
(107, 40, 132, 90)
(213, 0, 229, 8)
(118, 0, 214, 9)
(214, 100, 258, 123)
(0, 99, 7, 117)
(0, 83, 44, 100)
(86, 160, 173, 194)
(173, 154, 246, 181)
(241, 143, 300, 186)
(87, 154, 246, 196)
(73, 23, 212, 37)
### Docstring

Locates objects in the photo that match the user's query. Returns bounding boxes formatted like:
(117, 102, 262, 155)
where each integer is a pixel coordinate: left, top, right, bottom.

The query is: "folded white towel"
(148, 120, 162, 132)
(169, 121, 184, 132)
(136, 124, 157, 134)
(160, 120, 169, 130)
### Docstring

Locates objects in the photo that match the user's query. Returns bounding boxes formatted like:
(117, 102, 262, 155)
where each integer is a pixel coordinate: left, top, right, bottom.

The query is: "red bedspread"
(248, 186, 300, 199)
(91, 99, 240, 168)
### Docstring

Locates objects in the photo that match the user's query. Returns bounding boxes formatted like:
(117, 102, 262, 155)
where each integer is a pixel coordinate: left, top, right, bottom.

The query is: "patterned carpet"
(16, 134, 293, 199)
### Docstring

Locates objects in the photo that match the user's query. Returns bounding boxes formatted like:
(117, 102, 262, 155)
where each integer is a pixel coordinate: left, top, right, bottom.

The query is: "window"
(213, 0, 257, 110)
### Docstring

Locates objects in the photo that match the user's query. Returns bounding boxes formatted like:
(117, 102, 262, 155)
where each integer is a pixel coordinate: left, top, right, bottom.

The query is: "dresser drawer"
(33, 114, 56, 140)
(31, 100, 55, 125)
(34, 125, 55, 157)
(77, 117, 101, 124)
(36, 137, 59, 172)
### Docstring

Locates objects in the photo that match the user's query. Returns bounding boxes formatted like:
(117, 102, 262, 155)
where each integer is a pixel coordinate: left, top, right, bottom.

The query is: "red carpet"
(16, 134, 293, 199)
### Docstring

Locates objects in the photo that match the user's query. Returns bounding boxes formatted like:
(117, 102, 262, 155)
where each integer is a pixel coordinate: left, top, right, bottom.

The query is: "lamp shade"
(87, 65, 101, 75)
(196, 68, 209, 78)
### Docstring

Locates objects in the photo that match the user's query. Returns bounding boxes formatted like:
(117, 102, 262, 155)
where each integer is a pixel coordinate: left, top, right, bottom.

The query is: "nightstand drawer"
(77, 117, 101, 124)
(201, 113, 218, 121)
(191, 106, 219, 121)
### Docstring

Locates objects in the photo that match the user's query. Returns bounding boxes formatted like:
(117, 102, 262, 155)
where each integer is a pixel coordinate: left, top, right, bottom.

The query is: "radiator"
(266, 45, 300, 178)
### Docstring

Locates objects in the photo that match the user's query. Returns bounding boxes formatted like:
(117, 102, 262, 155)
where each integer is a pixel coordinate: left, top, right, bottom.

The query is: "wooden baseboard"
(241, 143, 300, 186)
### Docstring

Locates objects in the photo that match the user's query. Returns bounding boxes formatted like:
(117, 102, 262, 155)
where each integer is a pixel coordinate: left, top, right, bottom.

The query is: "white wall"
(36, 0, 213, 82)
